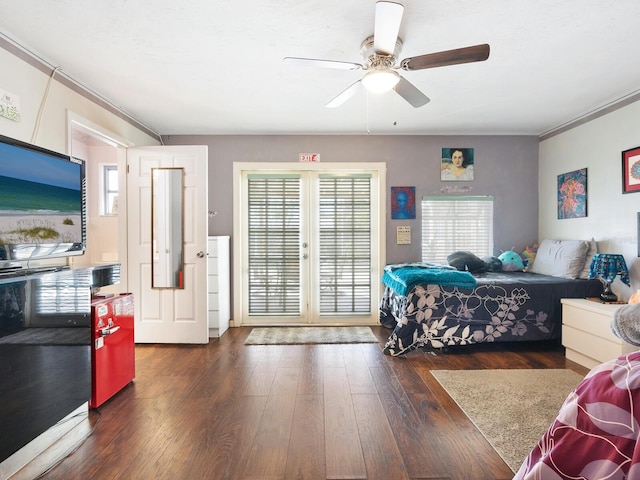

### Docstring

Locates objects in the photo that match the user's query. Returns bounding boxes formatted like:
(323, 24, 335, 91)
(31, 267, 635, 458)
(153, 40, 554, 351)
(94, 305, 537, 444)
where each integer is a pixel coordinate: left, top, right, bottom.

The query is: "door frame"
(67, 111, 134, 290)
(232, 162, 386, 327)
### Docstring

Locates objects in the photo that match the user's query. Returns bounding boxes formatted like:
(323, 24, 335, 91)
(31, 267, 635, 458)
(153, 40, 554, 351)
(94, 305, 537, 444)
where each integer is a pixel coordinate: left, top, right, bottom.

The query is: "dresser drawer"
(207, 257, 219, 274)
(563, 325, 625, 363)
(562, 305, 619, 342)
(208, 292, 219, 308)
(208, 275, 219, 292)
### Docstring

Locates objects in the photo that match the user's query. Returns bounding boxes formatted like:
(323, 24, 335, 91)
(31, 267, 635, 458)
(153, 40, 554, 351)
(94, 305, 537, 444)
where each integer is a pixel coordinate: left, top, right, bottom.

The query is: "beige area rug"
(431, 368, 584, 473)
(244, 326, 379, 345)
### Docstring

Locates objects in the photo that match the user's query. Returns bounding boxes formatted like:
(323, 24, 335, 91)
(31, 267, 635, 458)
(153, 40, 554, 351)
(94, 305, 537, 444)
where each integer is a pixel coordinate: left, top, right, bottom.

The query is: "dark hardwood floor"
(40, 326, 588, 480)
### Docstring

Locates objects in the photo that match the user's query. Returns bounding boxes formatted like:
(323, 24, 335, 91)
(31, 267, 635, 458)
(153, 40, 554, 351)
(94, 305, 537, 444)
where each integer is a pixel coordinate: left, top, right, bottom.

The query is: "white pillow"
(529, 239, 590, 279)
(578, 238, 597, 279)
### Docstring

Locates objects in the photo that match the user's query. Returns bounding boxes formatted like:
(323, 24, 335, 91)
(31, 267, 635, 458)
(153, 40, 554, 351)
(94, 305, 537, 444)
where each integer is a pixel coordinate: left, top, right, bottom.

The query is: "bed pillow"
(529, 239, 589, 279)
(578, 238, 597, 279)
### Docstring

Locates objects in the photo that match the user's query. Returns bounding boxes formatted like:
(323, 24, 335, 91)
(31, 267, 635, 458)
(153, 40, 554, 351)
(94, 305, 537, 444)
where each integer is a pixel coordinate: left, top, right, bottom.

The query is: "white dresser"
(208, 236, 230, 337)
(561, 298, 636, 369)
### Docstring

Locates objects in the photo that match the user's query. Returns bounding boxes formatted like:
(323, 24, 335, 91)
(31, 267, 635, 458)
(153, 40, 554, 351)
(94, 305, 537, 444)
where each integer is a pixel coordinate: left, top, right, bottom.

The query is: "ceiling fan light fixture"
(362, 68, 400, 94)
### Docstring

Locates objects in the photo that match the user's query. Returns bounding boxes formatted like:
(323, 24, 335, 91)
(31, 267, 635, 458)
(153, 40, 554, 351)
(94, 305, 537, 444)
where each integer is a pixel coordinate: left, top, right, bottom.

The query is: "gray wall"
(163, 134, 539, 264)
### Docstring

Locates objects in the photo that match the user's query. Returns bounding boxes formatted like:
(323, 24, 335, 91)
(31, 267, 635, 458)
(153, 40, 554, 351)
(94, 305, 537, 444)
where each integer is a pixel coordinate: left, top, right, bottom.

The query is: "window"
(421, 196, 494, 264)
(102, 165, 118, 215)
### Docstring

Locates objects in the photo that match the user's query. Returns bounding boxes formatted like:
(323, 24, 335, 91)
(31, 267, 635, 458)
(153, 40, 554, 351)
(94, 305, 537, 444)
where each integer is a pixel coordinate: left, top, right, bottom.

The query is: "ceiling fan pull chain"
(366, 91, 371, 134)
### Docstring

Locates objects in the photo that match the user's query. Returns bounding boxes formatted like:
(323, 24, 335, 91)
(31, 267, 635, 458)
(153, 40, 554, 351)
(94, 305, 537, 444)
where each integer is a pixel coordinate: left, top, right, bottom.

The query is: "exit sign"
(299, 153, 320, 163)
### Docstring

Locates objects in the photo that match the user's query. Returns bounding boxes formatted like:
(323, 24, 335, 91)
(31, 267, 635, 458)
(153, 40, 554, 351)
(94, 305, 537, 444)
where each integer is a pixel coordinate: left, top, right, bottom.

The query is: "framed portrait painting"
(557, 168, 587, 219)
(622, 146, 640, 193)
(441, 147, 474, 181)
(391, 186, 415, 219)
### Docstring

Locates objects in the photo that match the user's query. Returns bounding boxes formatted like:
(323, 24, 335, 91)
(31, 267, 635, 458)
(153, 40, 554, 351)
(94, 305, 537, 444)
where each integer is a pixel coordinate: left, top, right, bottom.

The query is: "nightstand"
(561, 298, 637, 369)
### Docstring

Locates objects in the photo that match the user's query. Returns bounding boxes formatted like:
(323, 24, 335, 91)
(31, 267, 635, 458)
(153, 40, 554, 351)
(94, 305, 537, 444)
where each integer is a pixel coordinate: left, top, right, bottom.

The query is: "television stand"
(0, 263, 121, 477)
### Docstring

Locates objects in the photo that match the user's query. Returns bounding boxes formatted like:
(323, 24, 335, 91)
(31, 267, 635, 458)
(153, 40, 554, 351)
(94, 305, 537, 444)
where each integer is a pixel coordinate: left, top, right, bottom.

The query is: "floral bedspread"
(514, 351, 640, 479)
(380, 271, 602, 356)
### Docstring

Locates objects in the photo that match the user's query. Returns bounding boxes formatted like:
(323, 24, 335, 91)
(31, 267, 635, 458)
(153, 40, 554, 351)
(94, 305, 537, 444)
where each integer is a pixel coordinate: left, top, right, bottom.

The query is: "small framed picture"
(622, 146, 640, 193)
(557, 168, 587, 219)
(390, 186, 415, 219)
(441, 148, 474, 181)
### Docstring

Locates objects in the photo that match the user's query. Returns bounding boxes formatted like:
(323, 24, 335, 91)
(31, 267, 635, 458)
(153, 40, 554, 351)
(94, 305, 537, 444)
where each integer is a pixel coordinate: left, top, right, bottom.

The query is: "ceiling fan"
(283, 1, 490, 108)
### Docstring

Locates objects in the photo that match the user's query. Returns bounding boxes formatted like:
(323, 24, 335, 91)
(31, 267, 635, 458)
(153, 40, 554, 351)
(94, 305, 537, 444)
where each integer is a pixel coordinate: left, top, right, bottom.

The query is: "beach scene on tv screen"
(0, 143, 82, 245)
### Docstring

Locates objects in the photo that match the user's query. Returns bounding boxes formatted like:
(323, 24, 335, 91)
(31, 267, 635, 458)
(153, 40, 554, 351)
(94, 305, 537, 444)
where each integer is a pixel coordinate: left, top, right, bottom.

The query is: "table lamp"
(588, 253, 630, 302)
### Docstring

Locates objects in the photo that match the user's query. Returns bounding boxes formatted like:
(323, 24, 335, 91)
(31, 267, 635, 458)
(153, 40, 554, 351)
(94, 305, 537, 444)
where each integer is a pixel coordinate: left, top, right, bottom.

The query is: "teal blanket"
(382, 265, 477, 296)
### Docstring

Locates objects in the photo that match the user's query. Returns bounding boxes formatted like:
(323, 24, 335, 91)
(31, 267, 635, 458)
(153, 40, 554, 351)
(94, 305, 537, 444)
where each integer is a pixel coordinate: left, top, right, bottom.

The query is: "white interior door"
(127, 145, 208, 343)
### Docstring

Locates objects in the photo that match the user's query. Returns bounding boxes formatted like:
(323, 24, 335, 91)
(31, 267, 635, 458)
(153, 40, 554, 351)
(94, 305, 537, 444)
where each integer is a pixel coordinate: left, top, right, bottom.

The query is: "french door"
(233, 163, 386, 326)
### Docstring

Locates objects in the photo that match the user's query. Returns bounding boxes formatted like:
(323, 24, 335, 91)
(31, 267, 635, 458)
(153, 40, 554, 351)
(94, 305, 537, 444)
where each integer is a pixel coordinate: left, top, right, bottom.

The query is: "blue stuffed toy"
(498, 250, 524, 272)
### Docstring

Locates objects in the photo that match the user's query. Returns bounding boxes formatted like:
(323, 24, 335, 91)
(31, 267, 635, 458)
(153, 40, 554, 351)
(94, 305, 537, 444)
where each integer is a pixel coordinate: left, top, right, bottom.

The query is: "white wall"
(0, 46, 158, 153)
(539, 100, 640, 301)
(0, 43, 159, 274)
(82, 144, 119, 266)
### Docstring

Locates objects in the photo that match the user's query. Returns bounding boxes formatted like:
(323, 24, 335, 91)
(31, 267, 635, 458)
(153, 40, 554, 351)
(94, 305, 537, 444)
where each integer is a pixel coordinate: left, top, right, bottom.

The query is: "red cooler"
(90, 293, 135, 408)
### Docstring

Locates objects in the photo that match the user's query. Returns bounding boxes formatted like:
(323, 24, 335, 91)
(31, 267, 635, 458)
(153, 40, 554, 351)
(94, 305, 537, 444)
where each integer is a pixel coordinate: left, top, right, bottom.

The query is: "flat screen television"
(0, 134, 86, 269)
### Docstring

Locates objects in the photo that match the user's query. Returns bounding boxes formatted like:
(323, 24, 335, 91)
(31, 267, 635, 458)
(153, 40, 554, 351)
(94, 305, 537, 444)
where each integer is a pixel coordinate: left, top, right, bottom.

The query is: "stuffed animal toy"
(520, 244, 538, 270)
(447, 251, 487, 273)
(482, 256, 503, 272)
(498, 250, 525, 272)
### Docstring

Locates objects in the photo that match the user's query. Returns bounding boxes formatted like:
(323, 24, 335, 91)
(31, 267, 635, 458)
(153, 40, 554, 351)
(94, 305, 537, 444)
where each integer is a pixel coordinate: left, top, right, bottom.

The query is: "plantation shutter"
(318, 174, 372, 315)
(247, 175, 301, 315)
(421, 196, 494, 264)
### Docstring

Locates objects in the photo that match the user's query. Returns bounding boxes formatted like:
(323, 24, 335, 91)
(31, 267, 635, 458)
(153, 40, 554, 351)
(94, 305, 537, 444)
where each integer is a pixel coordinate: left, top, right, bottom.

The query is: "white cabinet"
(208, 236, 230, 337)
(561, 298, 636, 369)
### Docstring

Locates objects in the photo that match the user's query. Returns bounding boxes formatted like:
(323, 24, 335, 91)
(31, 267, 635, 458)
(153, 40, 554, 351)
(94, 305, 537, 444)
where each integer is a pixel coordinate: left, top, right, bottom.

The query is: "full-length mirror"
(151, 167, 184, 288)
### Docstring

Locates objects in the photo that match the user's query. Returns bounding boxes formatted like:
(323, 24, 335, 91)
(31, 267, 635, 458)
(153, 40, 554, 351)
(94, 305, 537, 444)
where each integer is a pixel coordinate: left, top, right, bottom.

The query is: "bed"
(380, 239, 604, 356)
(515, 349, 640, 479)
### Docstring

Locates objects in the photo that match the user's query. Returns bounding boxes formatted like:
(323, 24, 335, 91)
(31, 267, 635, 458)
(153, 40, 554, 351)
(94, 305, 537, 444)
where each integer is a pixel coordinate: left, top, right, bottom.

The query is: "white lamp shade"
(362, 69, 400, 94)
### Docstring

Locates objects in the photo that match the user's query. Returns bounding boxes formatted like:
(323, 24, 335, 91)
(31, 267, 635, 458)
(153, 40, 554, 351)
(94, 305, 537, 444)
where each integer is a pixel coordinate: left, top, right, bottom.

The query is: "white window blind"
(318, 175, 372, 315)
(247, 175, 301, 315)
(421, 196, 494, 264)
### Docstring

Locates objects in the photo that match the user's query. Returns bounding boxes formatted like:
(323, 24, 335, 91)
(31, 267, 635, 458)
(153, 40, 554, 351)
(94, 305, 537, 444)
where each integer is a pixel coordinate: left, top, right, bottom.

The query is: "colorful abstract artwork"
(622, 146, 640, 194)
(557, 168, 587, 219)
(391, 186, 416, 219)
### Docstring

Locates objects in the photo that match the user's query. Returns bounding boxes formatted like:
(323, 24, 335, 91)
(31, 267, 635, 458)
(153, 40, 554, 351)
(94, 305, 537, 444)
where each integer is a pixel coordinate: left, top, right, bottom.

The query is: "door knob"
(197, 251, 205, 258)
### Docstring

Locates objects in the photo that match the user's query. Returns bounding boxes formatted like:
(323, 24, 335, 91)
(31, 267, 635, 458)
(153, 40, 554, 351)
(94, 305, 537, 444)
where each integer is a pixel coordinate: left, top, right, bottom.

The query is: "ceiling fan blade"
(326, 80, 363, 108)
(283, 57, 362, 70)
(394, 76, 430, 108)
(373, 1, 404, 55)
(400, 44, 490, 71)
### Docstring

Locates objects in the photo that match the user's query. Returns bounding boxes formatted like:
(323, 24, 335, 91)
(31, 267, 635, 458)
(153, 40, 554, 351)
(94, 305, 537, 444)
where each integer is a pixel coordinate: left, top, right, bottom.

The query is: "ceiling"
(1, 0, 639, 137)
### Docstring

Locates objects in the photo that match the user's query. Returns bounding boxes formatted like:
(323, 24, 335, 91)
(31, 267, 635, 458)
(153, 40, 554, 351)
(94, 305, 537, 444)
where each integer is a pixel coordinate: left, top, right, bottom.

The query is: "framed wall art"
(391, 186, 416, 219)
(557, 168, 587, 219)
(622, 146, 640, 194)
(441, 147, 474, 181)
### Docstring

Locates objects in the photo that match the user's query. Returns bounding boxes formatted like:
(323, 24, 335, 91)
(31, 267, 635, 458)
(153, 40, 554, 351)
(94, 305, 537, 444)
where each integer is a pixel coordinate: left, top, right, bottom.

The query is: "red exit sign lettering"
(299, 153, 320, 163)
